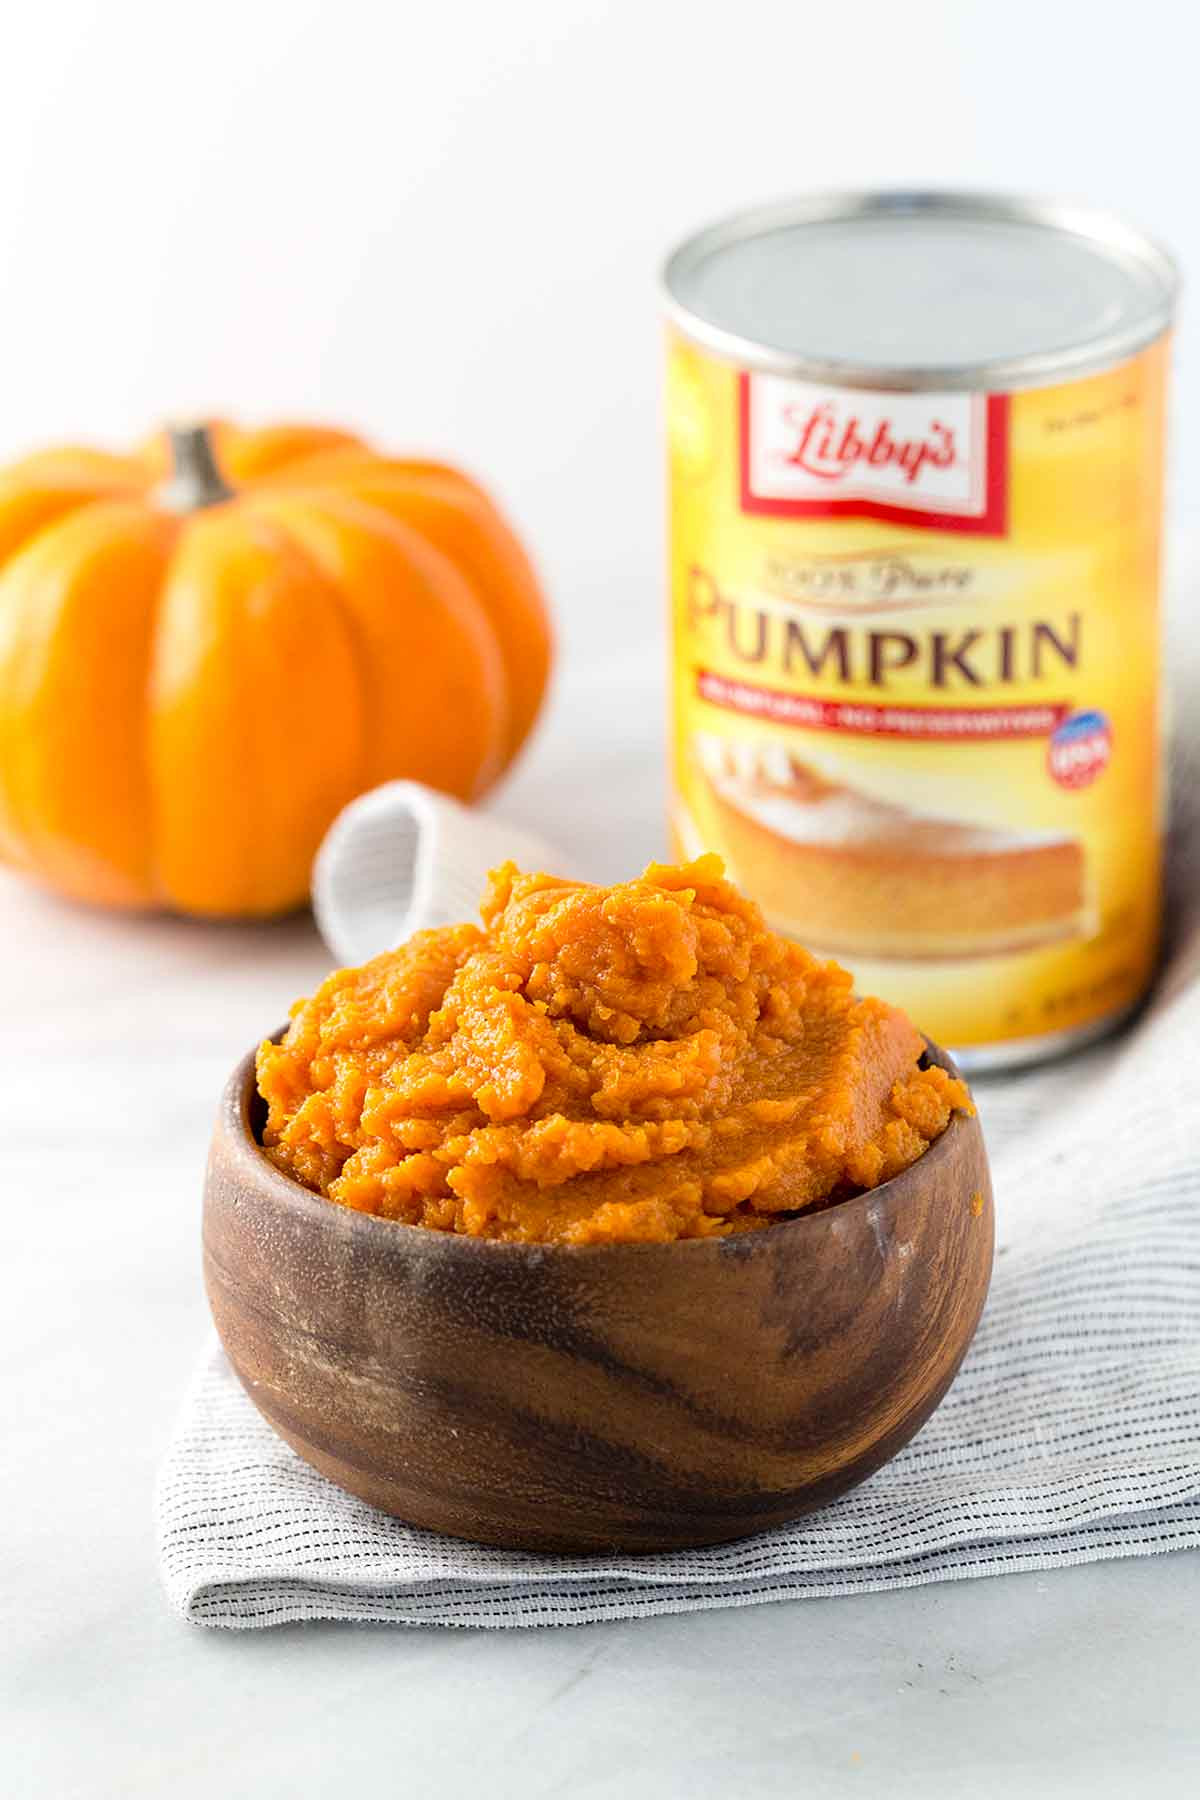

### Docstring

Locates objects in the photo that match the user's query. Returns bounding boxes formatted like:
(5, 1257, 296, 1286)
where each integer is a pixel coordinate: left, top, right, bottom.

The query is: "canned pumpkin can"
(664, 192, 1178, 1069)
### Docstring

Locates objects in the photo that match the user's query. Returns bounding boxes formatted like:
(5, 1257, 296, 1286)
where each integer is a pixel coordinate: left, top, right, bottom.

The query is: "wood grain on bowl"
(203, 1043, 993, 1554)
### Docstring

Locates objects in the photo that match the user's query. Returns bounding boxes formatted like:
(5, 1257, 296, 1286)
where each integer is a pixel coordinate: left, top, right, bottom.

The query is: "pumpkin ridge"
(219, 425, 370, 484)
(247, 489, 511, 797)
(0, 481, 143, 580)
(0, 500, 174, 905)
(264, 465, 550, 765)
(240, 503, 373, 821)
(311, 489, 513, 794)
(149, 506, 367, 916)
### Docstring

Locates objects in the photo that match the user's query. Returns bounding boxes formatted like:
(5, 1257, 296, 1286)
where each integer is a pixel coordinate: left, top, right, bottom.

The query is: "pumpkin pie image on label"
(680, 733, 1090, 962)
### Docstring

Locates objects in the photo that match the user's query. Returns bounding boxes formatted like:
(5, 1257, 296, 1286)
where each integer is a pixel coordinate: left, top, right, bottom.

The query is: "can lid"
(663, 192, 1179, 390)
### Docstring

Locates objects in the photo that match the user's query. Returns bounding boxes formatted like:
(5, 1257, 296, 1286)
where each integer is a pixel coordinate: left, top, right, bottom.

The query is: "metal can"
(663, 192, 1178, 1069)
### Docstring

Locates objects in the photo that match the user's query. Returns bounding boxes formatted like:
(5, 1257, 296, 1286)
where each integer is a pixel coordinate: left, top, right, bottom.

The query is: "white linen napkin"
(156, 706, 1200, 1628)
(311, 780, 563, 966)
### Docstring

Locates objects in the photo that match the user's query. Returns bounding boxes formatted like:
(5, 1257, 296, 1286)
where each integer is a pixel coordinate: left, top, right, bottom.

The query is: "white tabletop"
(5, 651, 1197, 1798)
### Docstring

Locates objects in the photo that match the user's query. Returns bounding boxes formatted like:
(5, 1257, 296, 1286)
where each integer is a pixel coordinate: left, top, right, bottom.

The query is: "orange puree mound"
(256, 856, 972, 1244)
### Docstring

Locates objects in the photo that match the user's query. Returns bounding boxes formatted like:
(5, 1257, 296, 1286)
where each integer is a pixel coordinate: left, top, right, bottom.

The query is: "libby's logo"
(784, 403, 957, 485)
(740, 374, 1008, 535)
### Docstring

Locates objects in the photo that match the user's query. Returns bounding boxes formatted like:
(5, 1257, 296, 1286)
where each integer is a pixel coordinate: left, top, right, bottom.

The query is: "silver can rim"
(662, 190, 1180, 392)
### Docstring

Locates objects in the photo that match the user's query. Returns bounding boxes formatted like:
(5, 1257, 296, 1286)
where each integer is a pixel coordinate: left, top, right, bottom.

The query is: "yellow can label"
(667, 330, 1168, 1053)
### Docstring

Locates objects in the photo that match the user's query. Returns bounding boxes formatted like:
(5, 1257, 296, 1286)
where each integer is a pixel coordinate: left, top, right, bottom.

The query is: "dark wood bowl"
(204, 1042, 993, 1554)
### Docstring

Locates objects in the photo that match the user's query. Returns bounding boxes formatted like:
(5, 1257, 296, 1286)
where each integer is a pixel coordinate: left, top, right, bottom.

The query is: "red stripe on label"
(696, 669, 1068, 739)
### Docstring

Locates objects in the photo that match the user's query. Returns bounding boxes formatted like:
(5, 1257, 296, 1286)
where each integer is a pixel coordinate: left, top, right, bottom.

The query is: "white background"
(2, 0, 1194, 666)
(5, 11, 1200, 1792)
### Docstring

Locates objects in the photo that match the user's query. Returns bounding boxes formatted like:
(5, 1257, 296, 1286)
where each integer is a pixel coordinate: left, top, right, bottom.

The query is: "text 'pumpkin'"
(0, 422, 552, 916)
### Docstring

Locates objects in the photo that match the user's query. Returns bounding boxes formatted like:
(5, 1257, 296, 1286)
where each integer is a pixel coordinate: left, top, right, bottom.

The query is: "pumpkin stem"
(159, 423, 234, 512)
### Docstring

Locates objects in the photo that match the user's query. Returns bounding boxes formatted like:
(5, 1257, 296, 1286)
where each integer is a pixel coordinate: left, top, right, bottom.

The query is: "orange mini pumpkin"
(0, 422, 552, 916)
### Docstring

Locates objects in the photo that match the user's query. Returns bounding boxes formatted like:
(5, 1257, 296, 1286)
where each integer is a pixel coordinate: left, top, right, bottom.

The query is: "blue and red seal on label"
(1047, 709, 1113, 790)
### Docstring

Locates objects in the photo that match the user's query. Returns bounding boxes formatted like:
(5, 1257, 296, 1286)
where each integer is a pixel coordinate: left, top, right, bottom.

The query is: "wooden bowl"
(204, 1042, 993, 1554)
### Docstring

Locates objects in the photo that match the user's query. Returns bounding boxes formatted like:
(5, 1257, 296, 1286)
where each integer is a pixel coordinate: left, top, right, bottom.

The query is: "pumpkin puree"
(257, 856, 970, 1244)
